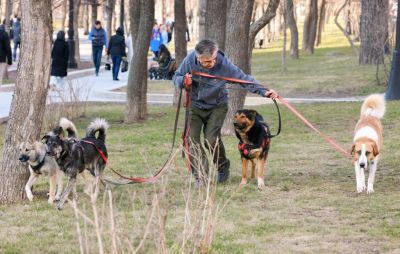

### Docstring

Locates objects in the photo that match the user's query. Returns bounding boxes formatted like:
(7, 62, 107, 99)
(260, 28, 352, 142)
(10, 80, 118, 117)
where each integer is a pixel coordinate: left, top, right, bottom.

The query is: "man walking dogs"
(173, 39, 278, 185)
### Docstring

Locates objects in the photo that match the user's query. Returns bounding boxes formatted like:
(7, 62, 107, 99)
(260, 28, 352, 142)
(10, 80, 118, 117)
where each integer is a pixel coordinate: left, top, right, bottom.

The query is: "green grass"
(1, 101, 400, 253)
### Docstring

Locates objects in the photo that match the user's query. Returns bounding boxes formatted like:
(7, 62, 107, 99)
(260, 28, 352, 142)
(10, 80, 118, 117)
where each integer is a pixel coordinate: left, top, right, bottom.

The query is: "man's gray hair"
(195, 39, 218, 57)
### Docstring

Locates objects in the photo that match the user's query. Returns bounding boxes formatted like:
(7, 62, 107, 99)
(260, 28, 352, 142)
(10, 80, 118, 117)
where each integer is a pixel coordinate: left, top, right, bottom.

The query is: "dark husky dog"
(43, 118, 109, 210)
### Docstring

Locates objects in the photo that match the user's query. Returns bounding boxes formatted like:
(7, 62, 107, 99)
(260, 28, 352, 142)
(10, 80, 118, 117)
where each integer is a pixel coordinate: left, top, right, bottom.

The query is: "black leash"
(191, 77, 281, 138)
(102, 88, 184, 185)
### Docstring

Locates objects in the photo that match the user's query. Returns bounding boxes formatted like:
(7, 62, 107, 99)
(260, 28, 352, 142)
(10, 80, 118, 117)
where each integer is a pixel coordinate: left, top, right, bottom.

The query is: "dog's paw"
(240, 178, 247, 186)
(26, 192, 34, 202)
(367, 186, 374, 194)
(357, 185, 366, 193)
(257, 178, 265, 189)
(56, 202, 64, 210)
(48, 198, 55, 204)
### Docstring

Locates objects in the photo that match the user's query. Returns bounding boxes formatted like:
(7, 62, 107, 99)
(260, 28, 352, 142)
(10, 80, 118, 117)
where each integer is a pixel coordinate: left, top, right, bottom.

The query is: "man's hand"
(184, 73, 192, 89)
(265, 89, 278, 100)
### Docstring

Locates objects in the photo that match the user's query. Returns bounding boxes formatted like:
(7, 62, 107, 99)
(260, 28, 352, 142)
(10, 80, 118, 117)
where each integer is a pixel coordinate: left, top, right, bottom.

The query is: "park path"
(0, 29, 366, 121)
(0, 67, 366, 121)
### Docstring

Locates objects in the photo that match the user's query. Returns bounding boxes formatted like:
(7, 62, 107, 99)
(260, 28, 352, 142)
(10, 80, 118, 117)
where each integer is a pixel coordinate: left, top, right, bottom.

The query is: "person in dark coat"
(0, 24, 12, 86)
(12, 17, 21, 61)
(50, 31, 69, 88)
(107, 27, 126, 81)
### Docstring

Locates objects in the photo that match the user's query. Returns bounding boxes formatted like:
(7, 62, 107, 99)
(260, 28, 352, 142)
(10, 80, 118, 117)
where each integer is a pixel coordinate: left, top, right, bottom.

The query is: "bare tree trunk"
(74, 0, 81, 65)
(221, 0, 254, 135)
(302, 0, 318, 54)
(0, 0, 52, 204)
(4, 0, 12, 35)
(61, 0, 68, 31)
(83, 2, 89, 35)
(359, 0, 388, 64)
(173, 0, 187, 106)
(90, 0, 98, 28)
(286, 0, 298, 59)
(125, 0, 154, 123)
(105, 0, 116, 40)
(282, 0, 287, 71)
(205, 0, 227, 51)
(198, 0, 206, 40)
(248, 0, 280, 70)
(129, 0, 140, 42)
(316, 0, 326, 46)
(162, 0, 166, 24)
(120, 0, 125, 28)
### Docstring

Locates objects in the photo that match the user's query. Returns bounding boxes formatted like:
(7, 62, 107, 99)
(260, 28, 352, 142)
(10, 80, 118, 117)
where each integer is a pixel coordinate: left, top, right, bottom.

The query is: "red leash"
(191, 71, 352, 158)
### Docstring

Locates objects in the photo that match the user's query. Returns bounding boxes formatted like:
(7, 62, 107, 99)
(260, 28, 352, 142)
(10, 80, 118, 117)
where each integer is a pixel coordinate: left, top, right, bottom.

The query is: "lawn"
(0, 100, 400, 253)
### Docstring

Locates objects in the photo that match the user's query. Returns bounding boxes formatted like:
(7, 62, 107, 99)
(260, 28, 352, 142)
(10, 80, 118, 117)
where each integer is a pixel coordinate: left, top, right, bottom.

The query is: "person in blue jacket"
(150, 23, 162, 59)
(173, 39, 278, 185)
(89, 20, 108, 76)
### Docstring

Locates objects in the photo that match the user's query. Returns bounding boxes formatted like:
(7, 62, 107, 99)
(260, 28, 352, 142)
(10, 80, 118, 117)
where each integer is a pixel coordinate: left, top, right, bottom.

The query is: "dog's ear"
(372, 143, 379, 157)
(53, 127, 65, 138)
(350, 144, 355, 155)
(41, 135, 50, 142)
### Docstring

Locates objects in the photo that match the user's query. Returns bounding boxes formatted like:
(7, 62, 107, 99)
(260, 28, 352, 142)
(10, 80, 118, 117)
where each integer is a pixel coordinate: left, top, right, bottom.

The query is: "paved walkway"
(0, 66, 367, 120)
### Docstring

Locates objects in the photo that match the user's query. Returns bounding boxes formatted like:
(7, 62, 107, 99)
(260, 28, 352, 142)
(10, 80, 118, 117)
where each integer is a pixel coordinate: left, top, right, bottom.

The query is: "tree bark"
(129, 0, 140, 43)
(286, 0, 298, 59)
(282, 0, 287, 71)
(302, 0, 318, 54)
(105, 0, 116, 41)
(221, 0, 254, 135)
(120, 0, 125, 28)
(61, 0, 68, 31)
(316, 0, 326, 46)
(204, 0, 227, 51)
(125, 0, 154, 123)
(4, 0, 13, 36)
(90, 0, 98, 28)
(0, 0, 52, 204)
(73, 0, 81, 65)
(173, 0, 187, 106)
(359, 0, 389, 65)
(83, 2, 89, 35)
(198, 0, 206, 40)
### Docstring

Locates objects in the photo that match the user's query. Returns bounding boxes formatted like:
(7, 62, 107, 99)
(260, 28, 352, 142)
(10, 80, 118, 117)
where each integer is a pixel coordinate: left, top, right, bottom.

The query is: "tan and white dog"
(351, 94, 385, 194)
(18, 141, 64, 203)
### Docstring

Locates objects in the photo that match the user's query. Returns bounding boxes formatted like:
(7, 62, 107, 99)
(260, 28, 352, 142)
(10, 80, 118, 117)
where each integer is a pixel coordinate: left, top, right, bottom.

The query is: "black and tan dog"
(43, 118, 108, 210)
(233, 109, 271, 189)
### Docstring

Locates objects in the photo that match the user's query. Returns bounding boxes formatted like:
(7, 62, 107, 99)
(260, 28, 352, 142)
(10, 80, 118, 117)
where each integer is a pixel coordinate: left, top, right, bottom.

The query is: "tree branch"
(334, 0, 358, 56)
(249, 0, 280, 43)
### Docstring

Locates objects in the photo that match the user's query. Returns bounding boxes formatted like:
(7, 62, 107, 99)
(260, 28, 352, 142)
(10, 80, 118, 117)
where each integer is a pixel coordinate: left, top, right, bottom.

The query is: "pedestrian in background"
(160, 24, 169, 47)
(89, 20, 107, 76)
(150, 23, 161, 59)
(0, 24, 12, 87)
(107, 27, 126, 81)
(50, 31, 69, 89)
(12, 17, 21, 62)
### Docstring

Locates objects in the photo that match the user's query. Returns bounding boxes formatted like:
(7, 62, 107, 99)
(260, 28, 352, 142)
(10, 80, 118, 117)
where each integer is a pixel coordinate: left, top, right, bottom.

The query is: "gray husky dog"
(18, 141, 64, 203)
(43, 118, 109, 210)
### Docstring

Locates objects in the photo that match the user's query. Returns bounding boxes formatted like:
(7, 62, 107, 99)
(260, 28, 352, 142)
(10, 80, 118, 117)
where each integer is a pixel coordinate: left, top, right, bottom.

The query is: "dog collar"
(30, 156, 45, 174)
